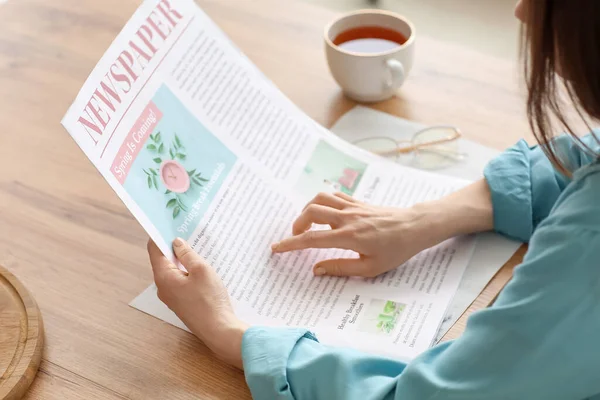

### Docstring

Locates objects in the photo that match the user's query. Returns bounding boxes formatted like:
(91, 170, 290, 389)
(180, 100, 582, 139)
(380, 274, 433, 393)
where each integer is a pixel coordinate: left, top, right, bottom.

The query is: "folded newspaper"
(62, 0, 476, 361)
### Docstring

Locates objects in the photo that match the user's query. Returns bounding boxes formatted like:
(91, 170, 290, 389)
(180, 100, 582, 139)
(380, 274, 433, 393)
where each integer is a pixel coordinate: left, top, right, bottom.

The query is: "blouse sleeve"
(483, 134, 598, 242)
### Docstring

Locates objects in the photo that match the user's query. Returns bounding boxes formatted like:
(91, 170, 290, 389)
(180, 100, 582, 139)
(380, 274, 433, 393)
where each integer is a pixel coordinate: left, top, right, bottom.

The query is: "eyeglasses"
(352, 125, 467, 170)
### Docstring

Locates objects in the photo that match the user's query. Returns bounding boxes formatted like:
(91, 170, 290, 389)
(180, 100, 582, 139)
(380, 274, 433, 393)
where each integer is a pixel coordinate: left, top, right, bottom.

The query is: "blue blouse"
(242, 134, 600, 400)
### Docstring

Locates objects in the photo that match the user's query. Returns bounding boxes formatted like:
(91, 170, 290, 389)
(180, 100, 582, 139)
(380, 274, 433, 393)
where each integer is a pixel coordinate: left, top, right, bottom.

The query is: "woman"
(147, 0, 600, 398)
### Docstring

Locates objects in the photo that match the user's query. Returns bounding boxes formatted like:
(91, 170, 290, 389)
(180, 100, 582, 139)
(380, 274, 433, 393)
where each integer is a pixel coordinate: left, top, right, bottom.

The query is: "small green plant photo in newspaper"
(358, 299, 406, 336)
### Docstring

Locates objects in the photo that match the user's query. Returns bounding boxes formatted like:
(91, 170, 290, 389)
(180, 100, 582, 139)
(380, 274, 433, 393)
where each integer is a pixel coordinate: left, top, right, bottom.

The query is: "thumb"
(313, 258, 370, 277)
(172, 237, 207, 274)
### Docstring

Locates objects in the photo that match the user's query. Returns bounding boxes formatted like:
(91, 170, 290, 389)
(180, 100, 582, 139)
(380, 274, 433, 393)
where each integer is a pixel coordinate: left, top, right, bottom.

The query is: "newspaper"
(62, 0, 475, 361)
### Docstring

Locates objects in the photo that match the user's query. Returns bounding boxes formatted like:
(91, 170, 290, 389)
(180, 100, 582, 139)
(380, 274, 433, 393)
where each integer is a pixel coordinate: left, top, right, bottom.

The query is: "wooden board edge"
(0, 265, 44, 400)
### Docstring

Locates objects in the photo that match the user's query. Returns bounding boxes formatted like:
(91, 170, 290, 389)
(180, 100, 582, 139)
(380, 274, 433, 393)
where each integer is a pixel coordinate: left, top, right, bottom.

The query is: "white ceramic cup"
(324, 10, 415, 103)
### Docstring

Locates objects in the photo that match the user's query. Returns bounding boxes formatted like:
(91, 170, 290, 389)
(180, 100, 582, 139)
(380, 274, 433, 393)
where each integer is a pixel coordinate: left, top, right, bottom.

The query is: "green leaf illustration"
(176, 196, 188, 211)
(155, 132, 162, 142)
(143, 169, 150, 176)
(150, 168, 158, 176)
(198, 176, 209, 182)
(192, 177, 203, 186)
(152, 175, 159, 190)
(158, 143, 164, 153)
(147, 144, 156, 151)
(174, 134, 182, 148)
(169, 149, 175, 159)
(176, 153, 186, 160)
(173, 206, 181, 218)
(166, 198, 177, 208)
(153, 157, 162, 164)
(147, 176, 152, 189)
(150, 133, 156, 141)
(187, 169, 196, 176)
(165, 189, 171, 194)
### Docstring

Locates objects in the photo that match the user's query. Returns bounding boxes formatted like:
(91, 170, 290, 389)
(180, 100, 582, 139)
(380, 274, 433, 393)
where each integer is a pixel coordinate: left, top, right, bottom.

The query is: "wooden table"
(0, 0, 527, 398)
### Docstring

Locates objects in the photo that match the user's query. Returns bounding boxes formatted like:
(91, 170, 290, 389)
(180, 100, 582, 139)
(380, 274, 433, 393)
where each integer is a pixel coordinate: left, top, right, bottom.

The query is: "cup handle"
(384, 59, 405, 89)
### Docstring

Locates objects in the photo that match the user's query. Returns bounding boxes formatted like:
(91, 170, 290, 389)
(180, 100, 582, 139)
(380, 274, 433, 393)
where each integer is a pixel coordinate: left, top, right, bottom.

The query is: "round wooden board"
(0, 265, 44, 400)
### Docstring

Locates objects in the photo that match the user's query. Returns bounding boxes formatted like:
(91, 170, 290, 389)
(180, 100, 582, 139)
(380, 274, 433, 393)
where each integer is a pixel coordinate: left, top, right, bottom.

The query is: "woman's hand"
(147, 238, 247, 369)
(271, 192, 444, 278)
(271, 180, 494, 278)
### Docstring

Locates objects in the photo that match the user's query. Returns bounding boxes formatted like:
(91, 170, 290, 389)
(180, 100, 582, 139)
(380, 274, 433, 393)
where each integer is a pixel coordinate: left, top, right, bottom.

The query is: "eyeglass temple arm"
(376, 131, 462, 156)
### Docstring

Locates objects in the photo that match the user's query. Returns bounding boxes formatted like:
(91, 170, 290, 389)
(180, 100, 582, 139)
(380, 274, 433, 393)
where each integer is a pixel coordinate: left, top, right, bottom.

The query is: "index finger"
(147, 239, 186, 283)
(271, 229, 352, 253)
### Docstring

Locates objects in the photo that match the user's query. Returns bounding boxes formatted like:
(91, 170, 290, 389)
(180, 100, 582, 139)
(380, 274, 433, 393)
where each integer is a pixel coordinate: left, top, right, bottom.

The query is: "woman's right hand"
(271, 192, 447, 278)
(271, 180, 494, 278)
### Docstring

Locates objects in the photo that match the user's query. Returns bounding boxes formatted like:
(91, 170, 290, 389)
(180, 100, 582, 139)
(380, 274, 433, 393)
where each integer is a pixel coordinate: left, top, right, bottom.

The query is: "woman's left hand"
(147, 238, 247, 369)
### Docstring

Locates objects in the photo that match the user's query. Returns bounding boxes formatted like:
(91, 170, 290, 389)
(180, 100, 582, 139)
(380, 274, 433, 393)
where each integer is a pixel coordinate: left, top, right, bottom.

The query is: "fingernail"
(314, 267, 326, 276)
(173, 237, 185, 248)
(271, 242, 279, 252)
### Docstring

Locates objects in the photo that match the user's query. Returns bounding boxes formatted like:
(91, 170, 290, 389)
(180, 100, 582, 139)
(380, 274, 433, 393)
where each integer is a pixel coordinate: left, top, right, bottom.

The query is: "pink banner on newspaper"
(111, 101, 163, 185)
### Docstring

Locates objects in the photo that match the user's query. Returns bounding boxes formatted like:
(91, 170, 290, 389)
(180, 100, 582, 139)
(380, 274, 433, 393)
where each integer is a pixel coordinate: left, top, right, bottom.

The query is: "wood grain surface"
(0, 265, 44, 400)
(0, 0, 527, 398)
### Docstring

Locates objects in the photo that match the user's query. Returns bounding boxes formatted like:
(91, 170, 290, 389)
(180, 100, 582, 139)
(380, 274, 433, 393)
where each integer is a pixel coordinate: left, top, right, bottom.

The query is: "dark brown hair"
(522, 0, 600, 173)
